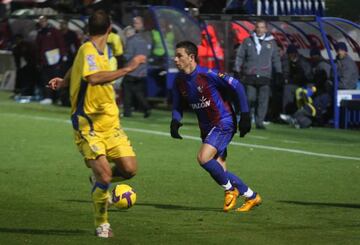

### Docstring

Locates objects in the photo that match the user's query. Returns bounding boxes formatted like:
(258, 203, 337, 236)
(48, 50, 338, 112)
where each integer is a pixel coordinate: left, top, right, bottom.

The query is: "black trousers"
(122, 75, 150, 116)
(15, 64, 39, 96)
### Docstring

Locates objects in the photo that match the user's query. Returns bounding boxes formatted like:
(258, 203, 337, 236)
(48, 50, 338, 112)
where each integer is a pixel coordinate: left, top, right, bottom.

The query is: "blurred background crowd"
(0, 0, 359, 128)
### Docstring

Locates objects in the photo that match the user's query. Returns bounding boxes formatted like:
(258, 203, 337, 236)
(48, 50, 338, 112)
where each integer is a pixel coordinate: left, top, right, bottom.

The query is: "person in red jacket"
(197, 24, 224, 71)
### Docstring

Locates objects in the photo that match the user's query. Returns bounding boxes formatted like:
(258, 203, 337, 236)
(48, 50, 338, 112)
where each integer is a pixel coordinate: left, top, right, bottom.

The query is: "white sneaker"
(39, 98, 53, 105)
(95, 223, 113, 238)
(280, 114, 293, 124)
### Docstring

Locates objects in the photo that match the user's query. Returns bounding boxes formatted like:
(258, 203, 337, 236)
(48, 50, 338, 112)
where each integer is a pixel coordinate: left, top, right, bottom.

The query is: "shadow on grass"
(131, 202, 220, 212)
(64, 199, 220, 212)
(64, 199, 91, 204)
(0, 227, 88, 236)
(278, 200, 360, 209)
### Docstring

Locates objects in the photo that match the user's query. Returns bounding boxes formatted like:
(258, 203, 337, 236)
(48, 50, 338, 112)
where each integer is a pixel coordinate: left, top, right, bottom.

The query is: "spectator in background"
(282, 44, 313, 114)
(151, 18, 175, 65)
(234, 20, 282, 129)
(281, 47, 333, 128)
(60, 20, 80, 69)
(36, 16, 67, 105)
(132, 15, 152, 56)
(12, 34, 39, 98)
(197, 24, 225, 71)
(122, 25, 151, 118)
(335, 42, 359, 90)
(309, 47, 331, 92)
(132, 15, 152, 53)
(280, 86, 317, 128)
(280, 85, 332, 128)
(59, 20, 80, 106)
(0, 18, 12, 50)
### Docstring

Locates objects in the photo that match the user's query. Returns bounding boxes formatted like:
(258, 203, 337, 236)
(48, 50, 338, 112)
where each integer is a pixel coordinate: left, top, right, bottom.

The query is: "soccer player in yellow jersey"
(48, 10, 145, 238)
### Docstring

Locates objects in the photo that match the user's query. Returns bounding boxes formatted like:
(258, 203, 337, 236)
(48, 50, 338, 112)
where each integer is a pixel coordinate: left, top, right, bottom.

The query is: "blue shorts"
(202, 127, 235, 159)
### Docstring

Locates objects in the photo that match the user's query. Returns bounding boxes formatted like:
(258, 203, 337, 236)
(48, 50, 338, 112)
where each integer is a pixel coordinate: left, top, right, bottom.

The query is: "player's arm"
(47, 67, 72, 90)
(170, 80, 183, 139)
(86, 55, 146, 85)
(212, 71, 251, 137)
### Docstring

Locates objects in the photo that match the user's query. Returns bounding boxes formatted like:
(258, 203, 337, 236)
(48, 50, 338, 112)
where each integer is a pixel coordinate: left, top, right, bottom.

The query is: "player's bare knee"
(119, 163, 137, 179)
(98, 172, 112, 185)
(197, 152, 211, 165)
(123, 170, 136, 179)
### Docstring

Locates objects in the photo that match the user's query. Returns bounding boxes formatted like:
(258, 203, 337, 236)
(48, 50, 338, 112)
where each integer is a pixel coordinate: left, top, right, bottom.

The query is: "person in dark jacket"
(282, 44, 313, 114)
(335, 42, 359, 90)
(310, 47, 331, 92)
(12, 34, 39, 97)
(234, 20, 282, 129)
(122, 25, 151, 118)
(36, 16, 67, 104)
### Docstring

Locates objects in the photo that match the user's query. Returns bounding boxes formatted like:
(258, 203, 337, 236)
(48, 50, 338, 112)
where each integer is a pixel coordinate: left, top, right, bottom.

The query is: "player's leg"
(106, 128, 137, 182)
(75, 130, 113, 237)
(217, 156, 261, 211)
(112, 156, 137, 182)
(217, 156, 255, 198)
(197, 143, 233, 191)
(87, 156, 113, 238)
(197, 143, 238, 212)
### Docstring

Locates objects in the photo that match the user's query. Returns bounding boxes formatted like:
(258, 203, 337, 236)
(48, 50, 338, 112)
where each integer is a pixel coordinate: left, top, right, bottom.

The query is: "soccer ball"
(111, 184, 136, 209)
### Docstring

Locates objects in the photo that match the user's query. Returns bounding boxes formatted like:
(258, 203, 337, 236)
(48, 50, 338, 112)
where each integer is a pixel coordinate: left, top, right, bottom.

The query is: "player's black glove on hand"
(238, 112, 251, 138)
(170, 119, 183, 139)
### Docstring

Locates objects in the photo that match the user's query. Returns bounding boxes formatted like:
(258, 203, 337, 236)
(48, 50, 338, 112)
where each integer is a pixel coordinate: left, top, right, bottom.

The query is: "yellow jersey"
(70, 41, 120, 133)
(107, 32, 123, 57)
(107, 32, 123, 71)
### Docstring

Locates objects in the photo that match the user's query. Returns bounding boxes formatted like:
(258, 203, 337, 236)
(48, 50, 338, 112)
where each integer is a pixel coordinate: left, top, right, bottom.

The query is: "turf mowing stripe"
(3, 112, 360, 161)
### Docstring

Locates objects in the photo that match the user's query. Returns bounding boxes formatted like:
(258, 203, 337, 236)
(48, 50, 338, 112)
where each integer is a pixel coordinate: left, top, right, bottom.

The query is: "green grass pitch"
(0, 91, 359, 244)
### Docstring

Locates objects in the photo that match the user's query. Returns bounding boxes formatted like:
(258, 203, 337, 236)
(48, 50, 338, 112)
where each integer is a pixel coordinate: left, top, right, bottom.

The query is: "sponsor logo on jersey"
(86, 55, 98, 71)
(191, 96, 211, 109)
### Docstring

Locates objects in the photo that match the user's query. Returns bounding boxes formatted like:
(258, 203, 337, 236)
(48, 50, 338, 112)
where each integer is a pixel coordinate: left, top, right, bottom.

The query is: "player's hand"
(126, 55, 147, 72)
(170, 119, 183, 139)
(47, 77, 65, 90)
(238, 112, 251, 138)
(133, 54, 146, 64)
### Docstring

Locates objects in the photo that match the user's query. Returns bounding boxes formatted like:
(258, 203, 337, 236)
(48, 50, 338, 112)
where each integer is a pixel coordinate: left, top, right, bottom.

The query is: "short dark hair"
(88, 10, 111, 36)
(256, 19, 267, 27)
(176, 41, 198, 59)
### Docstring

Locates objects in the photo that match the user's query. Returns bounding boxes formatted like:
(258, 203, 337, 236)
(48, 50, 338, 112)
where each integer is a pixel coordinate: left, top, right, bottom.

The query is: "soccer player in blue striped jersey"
(171, 41, 262, 212)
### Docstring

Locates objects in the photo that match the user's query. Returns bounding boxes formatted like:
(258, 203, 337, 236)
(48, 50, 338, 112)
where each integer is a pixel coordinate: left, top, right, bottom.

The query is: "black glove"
(238, 112, 251, 138)
(170, 119, 183, 139)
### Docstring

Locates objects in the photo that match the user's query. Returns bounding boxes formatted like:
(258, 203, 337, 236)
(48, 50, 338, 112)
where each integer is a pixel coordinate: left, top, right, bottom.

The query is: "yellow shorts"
(74, 128, 136, 160)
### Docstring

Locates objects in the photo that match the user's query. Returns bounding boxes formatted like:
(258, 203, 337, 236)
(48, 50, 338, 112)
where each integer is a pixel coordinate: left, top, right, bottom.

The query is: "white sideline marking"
(3, 113, 360, 161)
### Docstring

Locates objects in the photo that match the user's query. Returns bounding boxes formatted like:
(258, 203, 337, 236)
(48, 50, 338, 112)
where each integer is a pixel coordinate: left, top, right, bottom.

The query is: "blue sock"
(201, 159, 233, 190)
(91, 181, 109, 193)
(226, 171, 249, 195)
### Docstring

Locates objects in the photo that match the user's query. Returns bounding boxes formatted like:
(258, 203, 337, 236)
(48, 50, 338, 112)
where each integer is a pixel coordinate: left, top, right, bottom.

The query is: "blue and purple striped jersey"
(172, 65, 249, 135)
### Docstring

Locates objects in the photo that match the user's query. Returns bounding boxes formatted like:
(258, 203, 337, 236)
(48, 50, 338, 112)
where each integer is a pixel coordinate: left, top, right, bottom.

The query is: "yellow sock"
(92, 182, 110, 227)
